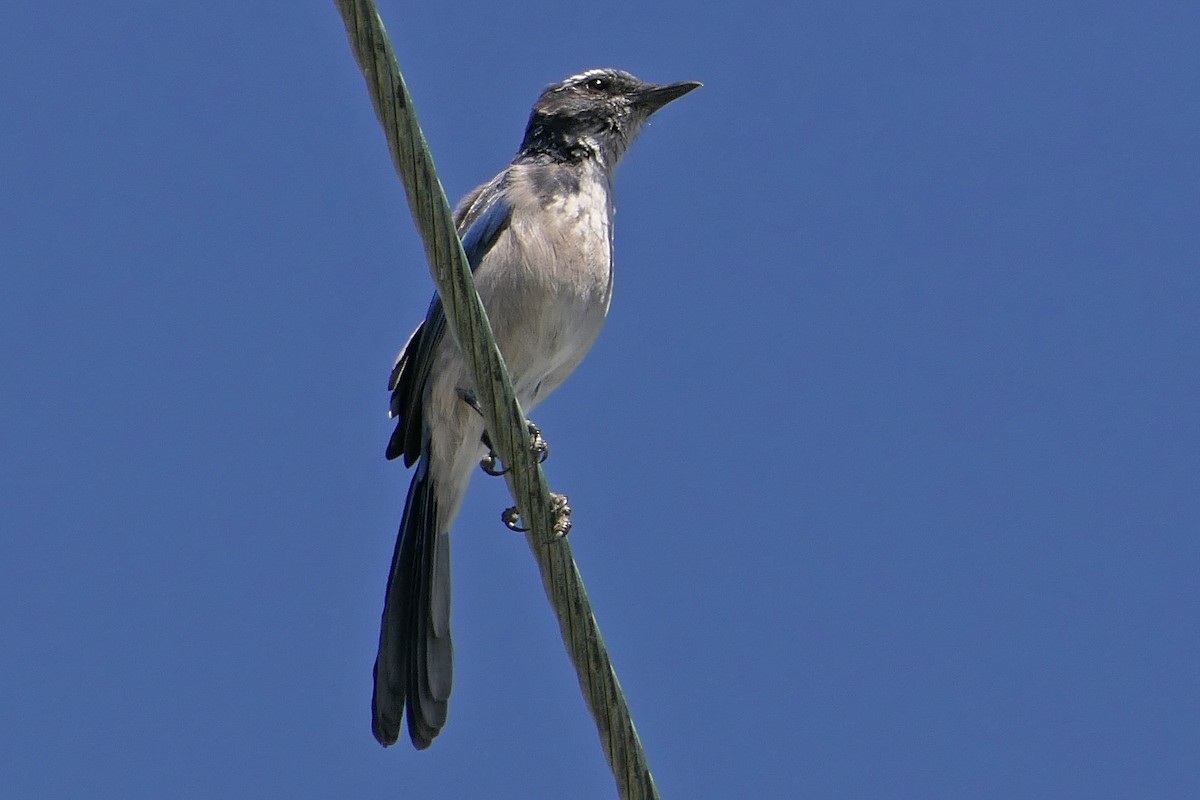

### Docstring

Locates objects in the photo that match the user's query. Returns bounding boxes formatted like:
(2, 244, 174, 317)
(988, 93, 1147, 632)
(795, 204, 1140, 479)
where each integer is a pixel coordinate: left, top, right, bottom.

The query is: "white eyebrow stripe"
(561, 68, 609, 85)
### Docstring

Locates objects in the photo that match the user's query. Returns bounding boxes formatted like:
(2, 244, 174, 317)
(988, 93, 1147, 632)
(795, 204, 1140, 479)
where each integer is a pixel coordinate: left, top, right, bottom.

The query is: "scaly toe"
(550, 493, 572, 539)
(526, 421, 550, 464)
(501, 506, 529, 532)
(480, 451, 508, 476)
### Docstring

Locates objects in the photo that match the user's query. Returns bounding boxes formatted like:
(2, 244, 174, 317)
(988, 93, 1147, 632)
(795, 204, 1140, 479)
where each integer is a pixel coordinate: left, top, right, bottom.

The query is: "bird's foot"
(500, 505, 525, 531)
(550, 493, 573, 538)
(478, 420, 550, 476)
(527, 421, 550, 465)
(502, 492, 572, 539)
(479, 430, 506, 476)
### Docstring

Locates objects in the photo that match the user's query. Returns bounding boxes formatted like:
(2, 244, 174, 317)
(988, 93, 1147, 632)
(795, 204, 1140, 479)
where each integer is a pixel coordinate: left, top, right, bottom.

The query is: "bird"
(372, 68, 701, 749)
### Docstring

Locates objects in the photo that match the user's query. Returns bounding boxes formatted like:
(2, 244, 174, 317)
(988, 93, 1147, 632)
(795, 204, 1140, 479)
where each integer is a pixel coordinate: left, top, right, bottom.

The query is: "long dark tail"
(372, 460, 453, 748)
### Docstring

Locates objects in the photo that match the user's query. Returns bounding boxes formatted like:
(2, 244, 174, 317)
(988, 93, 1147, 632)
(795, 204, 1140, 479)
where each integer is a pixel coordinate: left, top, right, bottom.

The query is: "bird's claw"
(501, 505, 528, 532)
(550, 493, 572, 538)
(479, 428, 509, 476)
(479, 420, 550, 476)
(526, 421, 550, 465)
(501, 493, 572, 539)
(480, 450, 507, 476)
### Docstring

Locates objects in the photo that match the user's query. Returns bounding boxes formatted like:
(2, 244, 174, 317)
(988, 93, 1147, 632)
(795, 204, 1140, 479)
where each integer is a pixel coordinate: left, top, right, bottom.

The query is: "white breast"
(545, 171, 613, 262)
(480, 162, 617, 405)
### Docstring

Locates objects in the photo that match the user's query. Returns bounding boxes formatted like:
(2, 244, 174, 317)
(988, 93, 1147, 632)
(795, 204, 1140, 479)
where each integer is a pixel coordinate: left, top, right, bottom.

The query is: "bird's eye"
(587, 77, 607, 91)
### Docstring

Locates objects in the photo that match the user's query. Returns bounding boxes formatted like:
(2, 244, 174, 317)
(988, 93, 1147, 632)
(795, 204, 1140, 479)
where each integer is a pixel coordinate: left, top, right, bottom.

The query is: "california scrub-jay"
(372, 68, 700, 749)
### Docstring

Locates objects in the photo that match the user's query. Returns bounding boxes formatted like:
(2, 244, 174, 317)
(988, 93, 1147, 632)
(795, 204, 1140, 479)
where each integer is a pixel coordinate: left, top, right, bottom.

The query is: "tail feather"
(372, 461, 453, 749)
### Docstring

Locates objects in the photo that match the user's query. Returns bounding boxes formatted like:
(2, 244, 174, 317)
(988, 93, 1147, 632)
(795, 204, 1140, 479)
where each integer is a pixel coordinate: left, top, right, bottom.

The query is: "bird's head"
(519, 69, 701, 166)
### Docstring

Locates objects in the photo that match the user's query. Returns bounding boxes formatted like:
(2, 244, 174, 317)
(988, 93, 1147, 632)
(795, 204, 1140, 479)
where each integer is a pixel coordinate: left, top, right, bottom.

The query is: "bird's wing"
(385, 175, 514, 465)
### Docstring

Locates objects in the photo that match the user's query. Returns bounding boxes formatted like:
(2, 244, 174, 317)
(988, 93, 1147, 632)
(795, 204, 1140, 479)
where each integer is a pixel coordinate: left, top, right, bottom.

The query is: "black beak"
(636, 80, 703, 114)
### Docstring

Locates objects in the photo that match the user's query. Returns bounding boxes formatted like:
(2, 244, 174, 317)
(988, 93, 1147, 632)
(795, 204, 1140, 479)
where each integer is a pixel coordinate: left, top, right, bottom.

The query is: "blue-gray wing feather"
(386, 176, 513, 464)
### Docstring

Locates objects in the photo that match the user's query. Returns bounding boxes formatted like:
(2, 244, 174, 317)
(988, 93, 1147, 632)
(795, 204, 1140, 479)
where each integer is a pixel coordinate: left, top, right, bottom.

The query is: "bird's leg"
(458, 388, 550, 476)
(502, 492, 572, 539)
(458, 389, 506, 475)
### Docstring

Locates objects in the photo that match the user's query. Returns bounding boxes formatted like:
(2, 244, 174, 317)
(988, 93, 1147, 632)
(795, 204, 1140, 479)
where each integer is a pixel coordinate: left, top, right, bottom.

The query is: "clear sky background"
(3, 2, 1198, 798)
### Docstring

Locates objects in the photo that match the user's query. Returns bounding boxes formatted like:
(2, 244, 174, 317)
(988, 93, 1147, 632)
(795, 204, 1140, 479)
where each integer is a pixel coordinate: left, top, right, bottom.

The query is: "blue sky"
(3, 2, 1198, 798)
